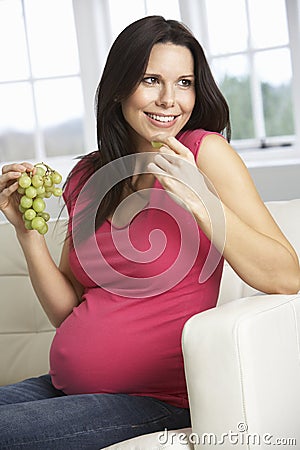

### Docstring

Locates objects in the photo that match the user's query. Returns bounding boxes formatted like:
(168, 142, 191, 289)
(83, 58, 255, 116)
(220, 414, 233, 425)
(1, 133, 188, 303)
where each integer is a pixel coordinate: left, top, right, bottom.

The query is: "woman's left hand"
(147, 135, 212, 215)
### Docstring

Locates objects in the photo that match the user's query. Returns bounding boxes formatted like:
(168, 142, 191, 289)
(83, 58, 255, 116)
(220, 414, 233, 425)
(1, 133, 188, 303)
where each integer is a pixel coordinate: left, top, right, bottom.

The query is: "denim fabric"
(0, 375, 191, 449)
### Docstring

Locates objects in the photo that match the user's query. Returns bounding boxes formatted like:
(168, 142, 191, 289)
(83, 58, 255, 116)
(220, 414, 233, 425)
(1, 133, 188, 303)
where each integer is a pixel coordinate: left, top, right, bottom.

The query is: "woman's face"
(121, 43, 196, 151)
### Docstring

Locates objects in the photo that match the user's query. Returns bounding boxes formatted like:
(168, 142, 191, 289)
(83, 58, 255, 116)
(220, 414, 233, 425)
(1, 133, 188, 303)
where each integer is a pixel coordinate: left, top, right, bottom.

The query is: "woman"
(0, 15, 299, 449)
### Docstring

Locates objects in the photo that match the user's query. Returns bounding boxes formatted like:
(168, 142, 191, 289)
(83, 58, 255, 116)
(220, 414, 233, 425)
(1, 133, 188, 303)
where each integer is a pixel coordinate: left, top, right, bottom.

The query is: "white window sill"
(2, 144, 300, 174)
(236, 145, 300, 168)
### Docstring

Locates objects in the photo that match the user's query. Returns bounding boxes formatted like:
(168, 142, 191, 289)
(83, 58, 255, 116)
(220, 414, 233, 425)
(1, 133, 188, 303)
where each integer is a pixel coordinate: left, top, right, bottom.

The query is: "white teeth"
(147, 113, 176, 123)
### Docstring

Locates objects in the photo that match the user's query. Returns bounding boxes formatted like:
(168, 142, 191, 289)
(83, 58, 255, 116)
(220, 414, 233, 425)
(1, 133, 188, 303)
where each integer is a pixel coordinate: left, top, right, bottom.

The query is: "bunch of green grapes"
(17, 162, 63, 235)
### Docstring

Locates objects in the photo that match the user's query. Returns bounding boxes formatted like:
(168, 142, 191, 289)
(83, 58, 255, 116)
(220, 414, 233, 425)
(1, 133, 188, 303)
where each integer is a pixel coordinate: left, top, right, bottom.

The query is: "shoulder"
(194, 133, 258, 210)
(177, 129, 226, 160)
(195, 132, 246, 176)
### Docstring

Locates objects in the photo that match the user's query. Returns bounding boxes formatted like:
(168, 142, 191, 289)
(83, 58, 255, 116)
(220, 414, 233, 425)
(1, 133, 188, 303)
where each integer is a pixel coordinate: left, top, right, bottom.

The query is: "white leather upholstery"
(183, 294, 300, 449)
(181, 199, 300, 450)
(0, 199, 299, 449)
(0, 220, 64, 385)
(217, 199, 300, 305)
(105, 428, 194, 449)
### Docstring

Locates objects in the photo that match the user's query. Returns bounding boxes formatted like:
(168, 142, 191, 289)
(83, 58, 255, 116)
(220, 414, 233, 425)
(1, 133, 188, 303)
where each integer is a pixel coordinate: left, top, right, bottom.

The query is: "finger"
(0, 171, 22, 189)
(158, 149, 197, 174)
(147, 161, 182, 192)
(151, 134, 191, 157)
(0, 180, 19, 198)
(158, 146, 175, 156)
(147, 161, 168, 177)
(158, 148, 182, 165)
(1, 163, 33, 175)
(153, 153, 173, 172)
(20, 162, 34, 172)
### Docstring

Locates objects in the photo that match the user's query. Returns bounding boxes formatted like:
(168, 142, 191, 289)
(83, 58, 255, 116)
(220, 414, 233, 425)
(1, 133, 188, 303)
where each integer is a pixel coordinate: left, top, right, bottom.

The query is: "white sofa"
(1, 199, 300, 450)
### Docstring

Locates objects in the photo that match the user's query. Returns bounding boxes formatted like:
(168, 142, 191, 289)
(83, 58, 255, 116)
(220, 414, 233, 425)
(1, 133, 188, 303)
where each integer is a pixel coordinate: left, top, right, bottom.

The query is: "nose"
(156, 84, 175, 108)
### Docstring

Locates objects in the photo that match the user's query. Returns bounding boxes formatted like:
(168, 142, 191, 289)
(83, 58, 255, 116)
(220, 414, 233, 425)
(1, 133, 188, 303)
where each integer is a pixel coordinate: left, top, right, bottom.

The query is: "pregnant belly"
(49, 294, 187, 401)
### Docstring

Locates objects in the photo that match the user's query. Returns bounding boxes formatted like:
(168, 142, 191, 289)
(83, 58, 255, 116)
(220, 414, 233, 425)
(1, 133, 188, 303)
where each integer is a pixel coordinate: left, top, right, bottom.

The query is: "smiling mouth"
(145, 112, 179, 123)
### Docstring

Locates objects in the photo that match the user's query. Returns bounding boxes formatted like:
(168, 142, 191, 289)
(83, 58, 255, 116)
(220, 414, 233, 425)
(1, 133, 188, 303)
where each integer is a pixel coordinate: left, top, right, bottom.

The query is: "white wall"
(239, 144, 300, 201)
(1, 153, 299, 225)
(249, 164, 300, 201)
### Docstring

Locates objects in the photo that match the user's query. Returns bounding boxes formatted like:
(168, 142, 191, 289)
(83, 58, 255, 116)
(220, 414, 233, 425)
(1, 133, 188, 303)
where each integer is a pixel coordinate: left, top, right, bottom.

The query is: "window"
(1, 0, 299, 165)
(107, 0, 298, 152)
(0, 0, 85, 163)
(108, 0, 181, 39)
(200, 0, 295, 149)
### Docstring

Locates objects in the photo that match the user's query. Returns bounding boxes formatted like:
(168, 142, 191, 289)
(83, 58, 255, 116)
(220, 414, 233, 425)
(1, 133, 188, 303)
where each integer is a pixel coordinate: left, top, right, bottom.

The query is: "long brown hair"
(66, 16, 231, 243)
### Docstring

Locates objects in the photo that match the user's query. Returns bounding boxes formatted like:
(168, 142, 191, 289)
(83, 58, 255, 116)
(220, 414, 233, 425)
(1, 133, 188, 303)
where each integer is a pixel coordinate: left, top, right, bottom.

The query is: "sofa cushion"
(0, 220, 66, 386)
(266, 199, 300, 259)
(104, 427, 193, 449)
(217, 199, 300, 305)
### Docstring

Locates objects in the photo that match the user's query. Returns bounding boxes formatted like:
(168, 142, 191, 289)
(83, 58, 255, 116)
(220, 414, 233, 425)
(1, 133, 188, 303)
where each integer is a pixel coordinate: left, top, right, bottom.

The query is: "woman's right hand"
(0, 162, 34, 231)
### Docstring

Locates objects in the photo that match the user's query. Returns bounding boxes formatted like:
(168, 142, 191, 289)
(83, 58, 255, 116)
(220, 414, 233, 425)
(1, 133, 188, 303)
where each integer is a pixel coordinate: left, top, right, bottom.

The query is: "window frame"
(2, 0, 300, 167)
(177, 0, 300, 165)
(0, 0, 85, 163)
(74, 0, 300, 165)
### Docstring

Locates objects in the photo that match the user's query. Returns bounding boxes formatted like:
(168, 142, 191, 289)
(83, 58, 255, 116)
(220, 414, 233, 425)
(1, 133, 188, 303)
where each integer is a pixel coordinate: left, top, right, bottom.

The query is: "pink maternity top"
(49, 129, 224, 408)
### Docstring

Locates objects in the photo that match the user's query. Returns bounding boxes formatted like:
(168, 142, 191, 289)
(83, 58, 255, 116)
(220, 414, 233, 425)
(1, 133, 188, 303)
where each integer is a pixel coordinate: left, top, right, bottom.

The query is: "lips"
(145, 112, 178, 123)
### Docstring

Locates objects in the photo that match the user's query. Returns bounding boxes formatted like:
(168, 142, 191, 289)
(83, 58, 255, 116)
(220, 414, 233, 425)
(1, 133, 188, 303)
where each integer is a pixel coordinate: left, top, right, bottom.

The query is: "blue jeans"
(0, 375, 191, 449)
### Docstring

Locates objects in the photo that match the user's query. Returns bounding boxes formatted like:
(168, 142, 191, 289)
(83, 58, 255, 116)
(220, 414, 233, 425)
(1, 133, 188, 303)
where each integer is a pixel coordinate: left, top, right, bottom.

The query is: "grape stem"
(34, 162, 55, 176)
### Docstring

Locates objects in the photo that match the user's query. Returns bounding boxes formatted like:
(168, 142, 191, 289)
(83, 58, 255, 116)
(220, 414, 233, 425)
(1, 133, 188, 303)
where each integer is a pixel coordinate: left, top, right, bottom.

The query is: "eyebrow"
(144, 73, 195, 78)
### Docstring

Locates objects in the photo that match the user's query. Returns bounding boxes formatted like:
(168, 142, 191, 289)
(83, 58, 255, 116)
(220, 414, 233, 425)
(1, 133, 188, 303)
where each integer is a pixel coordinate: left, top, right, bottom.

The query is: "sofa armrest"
(182, 294, 300, 449)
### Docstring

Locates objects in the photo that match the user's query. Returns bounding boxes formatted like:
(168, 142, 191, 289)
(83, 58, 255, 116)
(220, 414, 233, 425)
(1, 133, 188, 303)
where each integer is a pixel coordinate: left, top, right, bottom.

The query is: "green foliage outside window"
(262, 82, 294, 137)
(220, 75, 254, 140)
(219, 76, 294, 141)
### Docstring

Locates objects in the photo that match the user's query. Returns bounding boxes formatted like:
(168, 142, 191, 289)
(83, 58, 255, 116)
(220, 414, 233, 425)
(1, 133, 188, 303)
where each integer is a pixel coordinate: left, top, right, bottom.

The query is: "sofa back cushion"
(217, 199, 300, 304)
(0, 199, 299, 385)
(0, 220, 66, 385)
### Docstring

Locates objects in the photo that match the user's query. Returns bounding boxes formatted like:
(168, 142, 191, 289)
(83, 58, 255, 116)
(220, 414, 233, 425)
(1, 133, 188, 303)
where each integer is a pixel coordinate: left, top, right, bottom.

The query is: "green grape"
(19, 204, 26, 214)
(18, 174, 32, 189)
(32, 197, 45, 213)
(51, 171, 62, 184)
(25, 186, 37, 199)
(36, 185, 45, 196)
(17, 186, 25, 195)
(31, 174, 43, 188)
(53, 187, 62, 197)
(20, 195, 33, 209)
(24, 208, 36, 221)
(43, 176, 53, 187)
(39, 223, 49, 235)
(31, 216, 46, 231)
(24, 220, 33, 230)
(151, 141, 164, 149)
(35, 166, 46, 177)
(18, 161, 63, 234)
(40, 212, 50, 222)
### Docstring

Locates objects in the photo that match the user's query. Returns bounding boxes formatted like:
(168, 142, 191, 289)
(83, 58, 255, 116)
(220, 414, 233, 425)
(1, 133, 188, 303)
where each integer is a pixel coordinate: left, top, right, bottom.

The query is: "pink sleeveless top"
(49, 129, 224, 408)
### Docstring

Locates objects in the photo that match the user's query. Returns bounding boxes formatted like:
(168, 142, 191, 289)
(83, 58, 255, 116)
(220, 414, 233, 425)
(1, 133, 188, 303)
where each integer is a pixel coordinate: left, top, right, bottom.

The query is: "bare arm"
(16, 231, 82, 328)
(148, 135, 300, 295)
(0, 163, 82, 328)
(196, 134, 299, 294)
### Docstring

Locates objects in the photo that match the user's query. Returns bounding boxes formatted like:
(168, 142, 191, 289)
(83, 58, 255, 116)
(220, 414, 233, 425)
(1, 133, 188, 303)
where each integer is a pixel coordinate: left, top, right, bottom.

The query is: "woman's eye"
(178, 79, 192, 87)
(143, 77, 158, 85)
